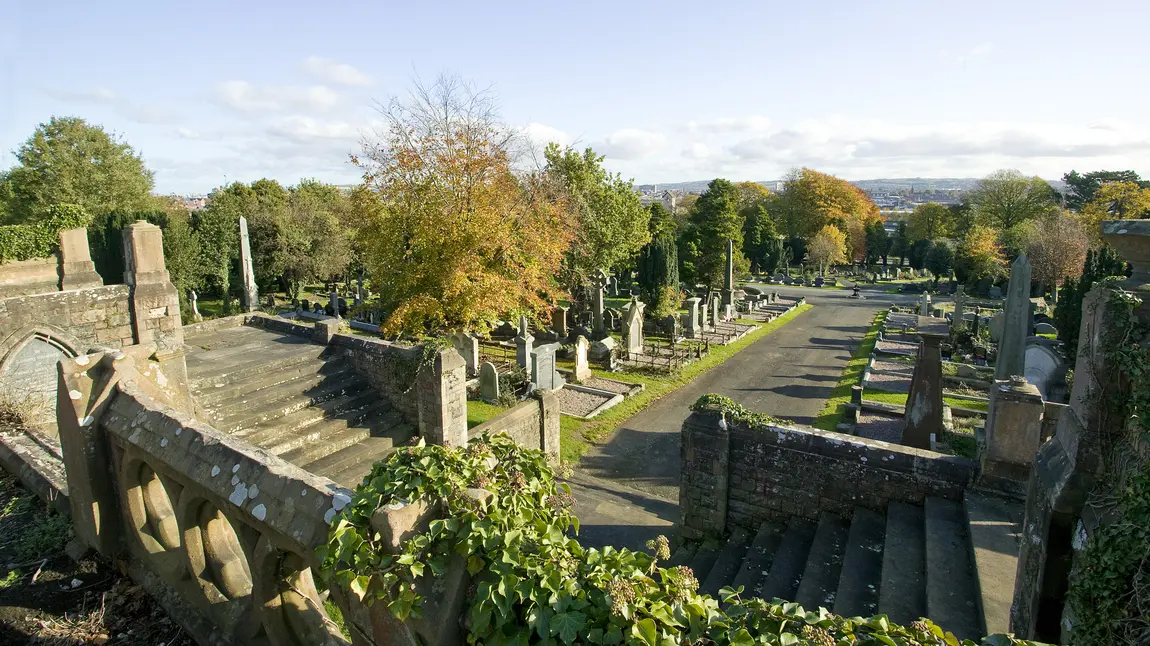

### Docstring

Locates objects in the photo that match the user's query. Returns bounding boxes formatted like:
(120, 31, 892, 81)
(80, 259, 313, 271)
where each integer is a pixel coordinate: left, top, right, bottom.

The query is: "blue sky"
(3, 0, 1148, 194)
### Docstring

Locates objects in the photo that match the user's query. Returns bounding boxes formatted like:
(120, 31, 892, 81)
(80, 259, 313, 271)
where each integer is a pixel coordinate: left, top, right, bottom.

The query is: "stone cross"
(995, 255, 1032, 380)
(355, 274, 365, 306)
(723, 238, 736, 307)
(901, 316, 949, 450)
(592, 269, 608, 339)
(479, 362, 500, 403)
(238, 216, 259, 312)
(574, 335, 592, 382)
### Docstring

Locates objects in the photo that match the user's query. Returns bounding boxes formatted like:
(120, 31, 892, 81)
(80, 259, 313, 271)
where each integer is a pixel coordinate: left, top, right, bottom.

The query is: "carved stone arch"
(0, 324, 85, 441)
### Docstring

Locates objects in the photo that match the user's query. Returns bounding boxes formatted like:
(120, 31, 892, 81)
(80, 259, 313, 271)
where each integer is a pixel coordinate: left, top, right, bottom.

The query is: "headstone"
(190, 289, 204, 322)
(1024, 344, 1064, 399)
(932, 307, 943, 318)
(604, 309, 619, 332)
(238, 216, 259, 312)
(552, 306, 569, 338)
(995, 255, 1032, 380)
(1034, 322, 1057, 336)
(266, 294, 276, 309)
(607, 276, 619, 297)
(722, 239, 736, 307)
(573, 336, 592, 382)
(592, 269, 608, 338)
(684, 297, 701, 337)
(988, 285, 1004, 300)
(814, 275, 825, 288)
(711, 296, 720, 328)
(902, 317, 949, 450)
(919, 292, 931, 317)
(515, 320, 534, 371)
(952, 286, 967, 335)
(624, 297, 645, 355)
(589, 337, 616, 360)
(531, 343, 564, 391)
(330, 290, 341, 319)
(451, 331, 480, 376)
(355, 275, 365, 306)
(700, 296, 711, 331)
(981, 376, 1045, 488)
(479, 362, 500, 403)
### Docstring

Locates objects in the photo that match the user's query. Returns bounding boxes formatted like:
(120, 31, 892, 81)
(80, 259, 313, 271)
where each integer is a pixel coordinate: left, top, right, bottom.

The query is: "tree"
(907, 202, 952, 242)
(636, 204, 680, 315)
(774, 168, 882, 242)
(1082, 181, 1150, 219)
(864, 220, 890, 265)
(1026, 211, 1088, 296)
(808, 224, 847, 274)
(889, 221, 910, 266)
(3, 116, 155, 223)
(954, 224, 1007, 285)
(680, 179, 745, 289)
(741, 206, 777, 273)
(948, 201, 976, 240)
(1053, 246, 1128, 351)
(1061, 169, 1148, 211)
(968, 169, 1059, 231)
(194, 188, 241, 313)
(352, 75, 574, 336)
(924, 241, 954, 285)
(762, 235, 789, 275)
(543, 145, 649, 291)
(279, 180, 353, 300)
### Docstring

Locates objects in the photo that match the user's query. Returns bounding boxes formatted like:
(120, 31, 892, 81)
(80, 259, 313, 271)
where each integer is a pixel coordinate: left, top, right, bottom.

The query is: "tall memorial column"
(239, 216, 259, 312)
(901, 317, 948, 450)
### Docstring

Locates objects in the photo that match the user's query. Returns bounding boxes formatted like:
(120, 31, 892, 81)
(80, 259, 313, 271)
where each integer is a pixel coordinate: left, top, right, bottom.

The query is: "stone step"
(281, 410, 405, 466)
(924, 497, 981, 640)
(667, 542, 699, 568)
(701, 527, 751, 597)
(759, 518, 817, 602)
(963, 491, 1023, 637)
(257, 397, 390, 457)
(795, 512, 851, 611)
(687, 540, 724, 586)
(731, 521, 786, 599)
(312, 420, 420, 485)
(189, 344, 329, 391)
(211, 370, 364, 432)
(201, 359, 352, 410)
(878, 501, 927, 624)
(833, 507, 887, 618)
(239, 390, 379, 446)
(318, 430, 416, 489)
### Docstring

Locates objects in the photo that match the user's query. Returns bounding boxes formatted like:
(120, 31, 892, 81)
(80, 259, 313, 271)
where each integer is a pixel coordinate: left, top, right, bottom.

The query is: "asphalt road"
(570, 284, 915, 550)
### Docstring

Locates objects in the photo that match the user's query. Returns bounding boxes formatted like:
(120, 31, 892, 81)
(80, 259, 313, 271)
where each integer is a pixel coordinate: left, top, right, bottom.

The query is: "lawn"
(861, 388, 990, 413)
(812, 310, 887, 431)
(558, 303, 813, 464)
(467, 400, 510, 429)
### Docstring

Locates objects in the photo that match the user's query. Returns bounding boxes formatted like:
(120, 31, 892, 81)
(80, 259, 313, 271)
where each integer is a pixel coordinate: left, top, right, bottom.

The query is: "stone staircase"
(672, 492, 1023, 640)
(184, 324, 415, 488)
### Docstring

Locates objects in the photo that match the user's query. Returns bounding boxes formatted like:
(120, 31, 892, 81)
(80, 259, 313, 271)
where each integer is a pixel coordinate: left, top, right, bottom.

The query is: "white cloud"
(267, 116, 359, 143)
(176, 127, 200, 139)
(301, 57, 373, 87)
(215, 80, 341, 115)
(597, 128, 666, 160)
(40, 86, 176, 124)
(686, 115, 771, 134)
(522, 122, 570, 147)
(969, 42, 994, 57)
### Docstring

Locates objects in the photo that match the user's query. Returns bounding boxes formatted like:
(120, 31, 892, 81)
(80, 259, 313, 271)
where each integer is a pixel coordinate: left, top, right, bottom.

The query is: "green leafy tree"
(636, 204, 680, 313)
(1061, 169, 1147, 211)
(948, 200, 976, 240)
(3, 116, 155, 224)
(280, 180, 353, 300)
(864, 220, 890, 265)
(544, 145, 650, 291)
(969, 169, 1059, 231)
(907, 202, 952, 242)
(761, 235, 789, 275)
(924, 241, 955, 285)
(741, 205, 777, 272)
(1053, 246, 1128, 351)
(681, 179, 745, 289)
(194, 187, 242, 313)
(907, 238, 932, 271)
(889, 221, 910, 266)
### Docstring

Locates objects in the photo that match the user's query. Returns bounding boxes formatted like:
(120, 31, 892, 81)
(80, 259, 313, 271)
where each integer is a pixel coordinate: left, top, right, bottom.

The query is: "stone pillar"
(122, 221, 184, 351)
(537, 389, 561, 461)
(238, 216, 259, 312)
(996, 255, 1032, 380)
(952, 285, 966, 335)
(722, 238, 735, 307)
(57, 227, 103, 290)
(591, 269, 607, 338)
(552, 306, 569, 338)
(313, 318, 341, 344)
(680, 411, 730, 540)
(515, 323, 534, 373)
(416, 347, 468, 448)
(700, 295, 711, 331)
(330, 290, 341, 319)
(685, 297, 701, 338)
(711, 295, 721, 327)
(451, 330, 479, 376)
(901, 317, 947, 450)
(980, 376, 1045, 494)
(919, 292, 931, 316)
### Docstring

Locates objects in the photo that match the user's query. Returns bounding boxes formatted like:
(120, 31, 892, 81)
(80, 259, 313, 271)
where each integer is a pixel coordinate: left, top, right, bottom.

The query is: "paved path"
(569, 285, 911, 550)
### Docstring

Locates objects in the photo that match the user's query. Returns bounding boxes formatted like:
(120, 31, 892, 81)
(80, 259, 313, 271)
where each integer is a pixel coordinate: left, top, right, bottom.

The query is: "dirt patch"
(0, 474, 191, 646)
(557, 387, 613, 418)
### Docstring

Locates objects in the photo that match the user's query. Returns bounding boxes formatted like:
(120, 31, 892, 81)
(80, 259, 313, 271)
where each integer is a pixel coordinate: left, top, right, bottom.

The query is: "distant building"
(639, 189, 679, 213)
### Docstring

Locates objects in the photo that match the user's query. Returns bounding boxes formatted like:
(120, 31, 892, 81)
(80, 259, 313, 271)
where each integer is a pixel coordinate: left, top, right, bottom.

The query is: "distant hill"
(636, 178, 984, 193)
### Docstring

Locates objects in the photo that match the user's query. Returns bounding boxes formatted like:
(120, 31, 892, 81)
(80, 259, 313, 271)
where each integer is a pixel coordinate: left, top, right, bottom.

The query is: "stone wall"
(0, 257, 62, 298)
(468, 390, 561, 461)
(680, 411, 977, 539)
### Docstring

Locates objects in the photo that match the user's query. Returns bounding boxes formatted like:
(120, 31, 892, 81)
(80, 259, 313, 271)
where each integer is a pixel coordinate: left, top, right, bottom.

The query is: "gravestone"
(531, 343, 564, 390)
(592, 269, 608, 338)
(711, 296, 720, 327)
(1024, 343, 1064, 399)
(1034, 322, 1057, 336)
(902, 317, 949, 450)
(722, 239, 736, 307)
(952, 286, 967, 335)
(573, 336, 592, 382)
(515, 317, 534, 371)
(624, 297, 645, 355)
(700, 296, 711, 331)
(552, 306, 569, 338)
(988, 285, 1004, 299)
(919, 292, 931, 316)
(685, 297, 701, 337)
(604, 309, 619, 332)
(995, 255, 1032, 380)
(330, 290, 341, 319)
(479, 362, 500, 403)
(239, 216, 259, 312)
(607, 276, 619, 297)
(451, 331, 480, 376)
(590, 337, 616, 360)
(814, 275, 825, 288)
(301, 298, 310, 312)
(190, 290, 204, 322)
(355, 276, 365, 306)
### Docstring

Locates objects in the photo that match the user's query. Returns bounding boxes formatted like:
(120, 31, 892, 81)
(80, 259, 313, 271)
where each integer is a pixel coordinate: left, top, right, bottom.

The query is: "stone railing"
(58, 351, 359, 646)
(468, 390, 561, 461)
(680, 410, 976, 539)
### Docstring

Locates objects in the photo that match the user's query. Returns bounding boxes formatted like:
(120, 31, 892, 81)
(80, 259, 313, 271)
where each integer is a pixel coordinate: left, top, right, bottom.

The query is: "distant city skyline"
(3, 0, 1149, 194)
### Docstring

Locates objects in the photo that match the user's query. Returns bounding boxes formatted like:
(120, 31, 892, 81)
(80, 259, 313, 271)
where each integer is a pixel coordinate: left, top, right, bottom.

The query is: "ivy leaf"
(633, 618, 657, 646)
(778, 632, 799, 646)
(349, 575, 370, 600)
(550, 611, 586, 644)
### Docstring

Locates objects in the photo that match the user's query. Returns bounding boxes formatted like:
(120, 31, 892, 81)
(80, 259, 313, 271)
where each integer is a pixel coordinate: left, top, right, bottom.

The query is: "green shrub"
(0, 203, 91, 262)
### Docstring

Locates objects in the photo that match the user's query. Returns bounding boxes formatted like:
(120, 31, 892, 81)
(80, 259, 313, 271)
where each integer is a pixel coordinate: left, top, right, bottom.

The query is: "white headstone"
(574, 336, 592, 382)
(479, 362, 500, 403)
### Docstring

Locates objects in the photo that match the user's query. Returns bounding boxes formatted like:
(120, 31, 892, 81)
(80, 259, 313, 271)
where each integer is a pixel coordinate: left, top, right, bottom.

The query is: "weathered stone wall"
(0, 257, 61, 298)
(680, 411, 977, 539)
(0, 285, 134, 356)
(469, 390, 561, 460)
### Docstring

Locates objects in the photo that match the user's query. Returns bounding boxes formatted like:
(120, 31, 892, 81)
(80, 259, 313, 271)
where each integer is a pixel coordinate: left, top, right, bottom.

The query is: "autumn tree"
(1061, 169, 1148, 211)
(774, 168, 882, 244)
(954, 224, 1007, 285)
(543, 145, 649, 292)
(808, 224, 847, 274)
(1082, 181, 1150, 220)
(969, 169, 1059, 231)
(3, 116, 156, 224)
(353, 75, 573, 336)
(907, 202, 952, 242)
(1026, 211, 1089, 296)
(678, 179, 745, 289)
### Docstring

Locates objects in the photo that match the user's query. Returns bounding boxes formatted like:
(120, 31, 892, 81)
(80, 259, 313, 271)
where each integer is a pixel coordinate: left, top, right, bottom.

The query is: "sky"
(3, 0, 1149, 195)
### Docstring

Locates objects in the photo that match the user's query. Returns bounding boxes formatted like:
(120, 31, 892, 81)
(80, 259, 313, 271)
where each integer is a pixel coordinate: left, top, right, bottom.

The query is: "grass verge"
(861, 388, 989, 413)
(466, 400, 510, 429)
(812, 310, 887, 431)
(559, 303, 813, 463)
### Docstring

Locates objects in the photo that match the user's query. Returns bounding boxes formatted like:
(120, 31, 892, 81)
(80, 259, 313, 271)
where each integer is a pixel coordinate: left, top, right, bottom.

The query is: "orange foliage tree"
(775, 168, 882, 262)
(351, 76, 574, 337)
